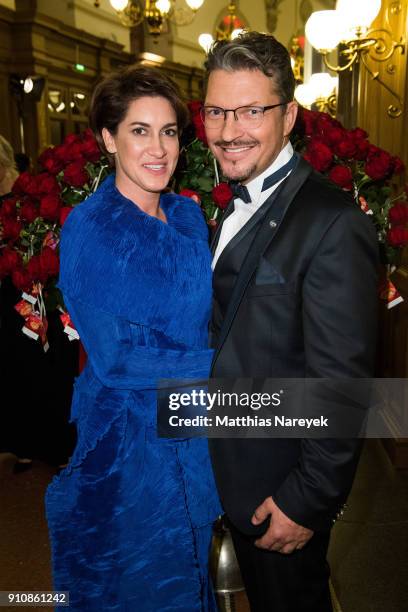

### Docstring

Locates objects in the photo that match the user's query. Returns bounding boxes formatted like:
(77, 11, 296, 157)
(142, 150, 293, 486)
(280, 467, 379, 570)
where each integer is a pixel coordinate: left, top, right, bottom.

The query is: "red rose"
(192, 113, 208, 145)
(53, 143, 68, 163)
(387, 227, 408, 247)
(1, 247, 22, 273)
(26, 255, 46, 283)
(60, 206, 74, 226)
(54, 143, 76, 165)
(64, 160, 89, 187)
(56, 135, 84, 164)
(12, 172, 38, 196)
(179, 189, 201, 204)
(38, 147, 64, 175)
(11, 267, 32, 291)
(40, 247, 59, 278)
(315, 112, 333, 130)
(328, 165, 353, 190)
(354, 139, 370, 161)
(300, 109, 319, 136)
(315, 113, 343, 139)
(1, 197, 18, 219)
(0, 257, 9, 279)
(316, 113, 338, 130)
(39, 194, 62, 221)
(350, 127, 368, 142)
(212, 182, 233, 209)
(365, 149, 393, 180)
(81, 135, 101, 163)
(324, 127, 345, 146)
(188, 101, 207, 145)
(392, 156, 405, 175)
(82, 128, 94, 140)
(304, 140, 333, 172)
(389, 202, 408, 226)
(333, 137, 357, 159)
(20, 200, 39, 223)
(26, 249, 49, 284)
(36, 173, 60, 195)
(65, 133, 81, 146)
(69, 141, 87, 160)
(188, 101, 202, 115)
(2, 218, 22, 241)
(368, 144, 381, 156)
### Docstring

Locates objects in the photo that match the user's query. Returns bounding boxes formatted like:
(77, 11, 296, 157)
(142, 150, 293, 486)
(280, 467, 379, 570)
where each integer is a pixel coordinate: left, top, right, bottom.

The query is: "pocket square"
(255, 257, 286, 285)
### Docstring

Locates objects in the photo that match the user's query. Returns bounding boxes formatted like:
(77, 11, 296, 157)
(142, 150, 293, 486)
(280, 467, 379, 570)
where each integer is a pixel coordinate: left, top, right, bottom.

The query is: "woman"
(46, 66, 221, 611)
(0, 135, 18, 201)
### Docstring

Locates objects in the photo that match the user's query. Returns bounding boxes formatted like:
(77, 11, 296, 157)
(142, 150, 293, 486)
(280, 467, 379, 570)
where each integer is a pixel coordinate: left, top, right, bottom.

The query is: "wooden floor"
(1, 440, 408, 611)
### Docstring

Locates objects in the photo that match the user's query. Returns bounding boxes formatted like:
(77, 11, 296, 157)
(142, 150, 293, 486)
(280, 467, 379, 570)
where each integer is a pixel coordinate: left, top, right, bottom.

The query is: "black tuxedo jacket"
(209, 157, 379, 535)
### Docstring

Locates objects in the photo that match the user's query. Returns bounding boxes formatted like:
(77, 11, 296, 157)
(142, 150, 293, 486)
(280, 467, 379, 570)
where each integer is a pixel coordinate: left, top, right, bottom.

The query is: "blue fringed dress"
(45, 175, 222, 611)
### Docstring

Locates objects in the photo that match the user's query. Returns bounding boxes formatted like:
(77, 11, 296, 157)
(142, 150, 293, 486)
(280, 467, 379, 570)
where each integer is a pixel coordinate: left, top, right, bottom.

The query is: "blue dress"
(45, 175, 222, 611)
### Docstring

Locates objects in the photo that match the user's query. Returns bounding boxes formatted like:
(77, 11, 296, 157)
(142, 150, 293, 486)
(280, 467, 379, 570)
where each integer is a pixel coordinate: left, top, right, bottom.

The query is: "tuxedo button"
(269, 220, 277, 228)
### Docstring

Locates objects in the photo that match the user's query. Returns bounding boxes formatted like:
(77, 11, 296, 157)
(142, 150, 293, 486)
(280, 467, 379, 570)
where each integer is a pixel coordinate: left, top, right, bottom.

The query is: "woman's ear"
(102, 128, 117, 155)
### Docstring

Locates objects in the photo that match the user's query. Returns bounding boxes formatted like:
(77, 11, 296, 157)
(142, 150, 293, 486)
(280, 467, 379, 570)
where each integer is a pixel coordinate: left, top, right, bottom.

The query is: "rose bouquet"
(292, 108, 407, 267)
(0, 129, 110, 348)
(179, 103, 407, 268)
(1, 103, 407, 349)
(177, 103, 407, 308)
(177, 102, 233, 229)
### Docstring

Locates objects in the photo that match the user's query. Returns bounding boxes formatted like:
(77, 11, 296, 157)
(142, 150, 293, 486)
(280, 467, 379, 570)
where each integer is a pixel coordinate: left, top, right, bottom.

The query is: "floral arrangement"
(0, 104, 407, 348)
(177, 102, 233, 230)
(293, 108, 407, 266)
(0, 129, 110, 348)
(179, 103, 407, 267)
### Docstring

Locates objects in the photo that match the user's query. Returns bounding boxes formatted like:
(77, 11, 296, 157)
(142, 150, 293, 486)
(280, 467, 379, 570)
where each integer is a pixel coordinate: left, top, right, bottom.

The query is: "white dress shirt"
(212, 142, 294, 269)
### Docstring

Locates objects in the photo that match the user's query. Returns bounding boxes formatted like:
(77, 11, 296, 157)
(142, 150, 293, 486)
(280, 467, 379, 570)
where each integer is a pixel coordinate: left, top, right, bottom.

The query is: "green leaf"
(197, 176, 214, 192)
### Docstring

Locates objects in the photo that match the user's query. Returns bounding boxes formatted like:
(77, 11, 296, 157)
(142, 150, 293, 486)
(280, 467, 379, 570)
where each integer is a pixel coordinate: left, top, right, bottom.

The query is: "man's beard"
(214, 139, 259, 183)
(223, 163, 257, 183)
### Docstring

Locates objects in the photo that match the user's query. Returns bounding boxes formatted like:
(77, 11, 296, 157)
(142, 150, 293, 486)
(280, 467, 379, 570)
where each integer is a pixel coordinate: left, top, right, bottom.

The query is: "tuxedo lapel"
(211, 157, 313, 372)
(213, 195, 273, 270)
(211, 198, 235, 256)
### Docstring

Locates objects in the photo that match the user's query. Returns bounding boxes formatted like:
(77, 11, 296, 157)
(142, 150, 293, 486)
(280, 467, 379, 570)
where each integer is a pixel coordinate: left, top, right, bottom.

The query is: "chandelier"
(305, 0, 405, 118)
(95, 0, 205, 35)
(198, 2, 245, 53)
(295, 73, 338, 118)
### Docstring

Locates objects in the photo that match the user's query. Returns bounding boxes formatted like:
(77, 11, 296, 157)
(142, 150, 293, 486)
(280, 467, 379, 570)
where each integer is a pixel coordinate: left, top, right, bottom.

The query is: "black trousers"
(228, 519, 333, 612)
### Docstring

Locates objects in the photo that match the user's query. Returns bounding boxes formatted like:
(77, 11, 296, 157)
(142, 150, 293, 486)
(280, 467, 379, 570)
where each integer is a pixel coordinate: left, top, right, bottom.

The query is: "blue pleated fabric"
(45, 175, 222, 611)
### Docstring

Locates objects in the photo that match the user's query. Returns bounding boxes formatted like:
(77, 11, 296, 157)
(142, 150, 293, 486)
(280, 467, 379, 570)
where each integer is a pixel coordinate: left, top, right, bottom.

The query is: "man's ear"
(283, 101, 298, 138)
(102, 127, 117, 155)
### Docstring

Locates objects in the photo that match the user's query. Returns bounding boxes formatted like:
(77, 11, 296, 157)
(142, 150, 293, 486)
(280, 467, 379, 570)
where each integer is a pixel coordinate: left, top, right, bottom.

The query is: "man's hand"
(251, 496, 314, 554)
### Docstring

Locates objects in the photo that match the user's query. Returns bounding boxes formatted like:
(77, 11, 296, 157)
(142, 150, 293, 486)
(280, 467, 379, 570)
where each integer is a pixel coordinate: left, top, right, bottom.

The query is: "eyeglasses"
(200, 103, 288, 129)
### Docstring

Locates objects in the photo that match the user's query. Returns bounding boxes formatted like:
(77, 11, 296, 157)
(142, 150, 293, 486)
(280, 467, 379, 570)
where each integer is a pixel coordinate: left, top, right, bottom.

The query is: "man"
(204, 32, 378, 611)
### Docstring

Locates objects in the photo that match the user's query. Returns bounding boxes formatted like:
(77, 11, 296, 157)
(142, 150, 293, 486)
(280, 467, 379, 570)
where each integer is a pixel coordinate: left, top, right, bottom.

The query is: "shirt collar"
(246, 141, 294, 204)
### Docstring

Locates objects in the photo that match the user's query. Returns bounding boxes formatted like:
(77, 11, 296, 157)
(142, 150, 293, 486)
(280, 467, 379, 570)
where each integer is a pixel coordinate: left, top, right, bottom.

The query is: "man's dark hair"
(90, 65, 189, 163)
(204, 31, 295, 104)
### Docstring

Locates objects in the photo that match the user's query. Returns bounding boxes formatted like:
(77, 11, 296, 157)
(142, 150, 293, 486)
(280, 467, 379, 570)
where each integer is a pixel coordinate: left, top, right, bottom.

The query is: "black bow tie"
(230, 181, 251, 203)
(229, 154, 298, 204)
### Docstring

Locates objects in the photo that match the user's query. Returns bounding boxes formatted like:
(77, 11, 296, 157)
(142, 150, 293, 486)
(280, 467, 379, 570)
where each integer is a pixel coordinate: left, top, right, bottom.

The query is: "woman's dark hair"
(204, 31, 295, 106)
(90, 65, 189, 162)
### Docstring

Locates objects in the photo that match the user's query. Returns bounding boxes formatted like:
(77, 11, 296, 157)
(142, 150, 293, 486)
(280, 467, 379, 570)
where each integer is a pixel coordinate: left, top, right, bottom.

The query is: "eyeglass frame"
(200, 102, 289, 127)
